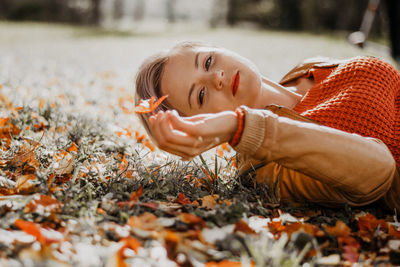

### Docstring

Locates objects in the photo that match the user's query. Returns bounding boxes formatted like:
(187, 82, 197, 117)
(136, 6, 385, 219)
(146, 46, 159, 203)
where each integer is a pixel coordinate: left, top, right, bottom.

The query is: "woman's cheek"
(244, 73, 261, 103)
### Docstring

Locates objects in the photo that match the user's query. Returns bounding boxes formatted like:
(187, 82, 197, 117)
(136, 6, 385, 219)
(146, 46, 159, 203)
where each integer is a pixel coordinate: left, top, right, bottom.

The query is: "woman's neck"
(256, 76, 304, 110)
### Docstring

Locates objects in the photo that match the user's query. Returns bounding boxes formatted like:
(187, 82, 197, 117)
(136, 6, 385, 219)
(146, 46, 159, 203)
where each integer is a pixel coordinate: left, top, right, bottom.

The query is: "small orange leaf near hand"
(134, 95, 168, 115)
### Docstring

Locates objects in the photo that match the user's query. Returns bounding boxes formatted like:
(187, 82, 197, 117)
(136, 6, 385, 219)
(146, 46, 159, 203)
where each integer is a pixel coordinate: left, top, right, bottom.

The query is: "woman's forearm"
(235, 106, 397, 196)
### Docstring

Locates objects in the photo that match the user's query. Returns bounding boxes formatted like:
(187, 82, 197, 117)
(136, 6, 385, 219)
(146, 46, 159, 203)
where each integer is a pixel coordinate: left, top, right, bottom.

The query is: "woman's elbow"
(356, 148, 396, 199)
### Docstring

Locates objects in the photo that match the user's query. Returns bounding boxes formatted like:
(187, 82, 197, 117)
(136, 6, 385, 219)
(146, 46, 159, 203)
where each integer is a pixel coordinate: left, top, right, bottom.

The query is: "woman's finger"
(150, 111, 198, 147)
(158, 111, 199, 146)
(148, 111, 228, 158)
(168, 112, 206, 136)
(149, 116, 216, 157)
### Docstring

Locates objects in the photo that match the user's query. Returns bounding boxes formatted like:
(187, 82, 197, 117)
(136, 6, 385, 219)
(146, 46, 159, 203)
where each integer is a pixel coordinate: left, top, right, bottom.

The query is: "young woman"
(135, 42, 400, 211)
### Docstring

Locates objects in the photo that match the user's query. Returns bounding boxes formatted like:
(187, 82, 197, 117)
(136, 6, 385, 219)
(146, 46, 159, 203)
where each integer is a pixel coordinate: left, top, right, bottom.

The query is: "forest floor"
(0, 22, 399, 267)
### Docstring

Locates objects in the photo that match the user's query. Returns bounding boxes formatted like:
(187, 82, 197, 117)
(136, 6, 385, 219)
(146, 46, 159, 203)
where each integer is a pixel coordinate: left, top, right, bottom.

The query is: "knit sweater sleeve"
(234, 106, 397, 201)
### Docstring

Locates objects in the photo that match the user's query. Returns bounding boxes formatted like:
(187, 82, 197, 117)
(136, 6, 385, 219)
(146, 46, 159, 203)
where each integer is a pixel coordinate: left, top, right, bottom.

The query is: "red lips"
(230, 71, 240, 96)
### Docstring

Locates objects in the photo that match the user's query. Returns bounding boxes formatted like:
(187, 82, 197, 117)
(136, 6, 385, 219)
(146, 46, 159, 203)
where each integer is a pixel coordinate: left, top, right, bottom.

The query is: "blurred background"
(0, 0, 391, 34)
(0, 0, 398, 67)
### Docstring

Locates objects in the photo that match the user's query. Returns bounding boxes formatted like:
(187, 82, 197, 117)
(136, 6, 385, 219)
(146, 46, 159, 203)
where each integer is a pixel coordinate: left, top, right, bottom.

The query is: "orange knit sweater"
(293, 57, 400, 166)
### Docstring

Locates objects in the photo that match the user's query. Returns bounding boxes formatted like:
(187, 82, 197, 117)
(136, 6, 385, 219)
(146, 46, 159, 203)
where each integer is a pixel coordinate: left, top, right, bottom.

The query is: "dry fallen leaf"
(53, 151, 76, 176)
(7, 143, 39, 171)
(67, 142, 78, 153)
(200, 194, 218, 210)
(134, 95, 168, 115)
(324, 220, 351, 237)
(117, 186, 143, 208)
(177, 192, 191, 205)
(14, 219, 63, 245)
(234, 220, 257, 235)
(24, 194, 62, 214)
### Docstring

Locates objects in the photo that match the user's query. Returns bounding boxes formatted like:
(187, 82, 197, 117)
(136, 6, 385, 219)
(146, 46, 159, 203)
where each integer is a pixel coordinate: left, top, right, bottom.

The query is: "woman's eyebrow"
(188, 52, 200, 109)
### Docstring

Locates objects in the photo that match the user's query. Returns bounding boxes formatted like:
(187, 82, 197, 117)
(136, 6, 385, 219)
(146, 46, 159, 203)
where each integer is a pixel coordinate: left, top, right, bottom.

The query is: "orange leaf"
(134, 131, 145, 142)
(177, 192, 191, 205)
(216, 147, 224, 157)
(47, 173, 55, 192)
(15, 219, 45, 243)
(115, 252, 128, 267)
(0, 117, 9, 126)
(15, 174, 36, 194)
(118, 187, 143, 208)
(125, 170, 135, 179)
(97, 207, 106, 215)
(143, 140, 155, 151)
(231, 157, 238, 168)
(120, 236, 141, 253)
(134, 95, 168, 114)
(129, 186, 143, 202)
(268, 220, 286, 237)
(24, 194, 62, 214)
(14, 219, 62, 245)
(115, 236, 141, 267)
(235, 220, 256, 234)
(119, 154, 128, 172)
(0, 117, 20, 141)
(283, 222, 303, 238)
(165, 230, 179, 243)
(127, 212, 158, 230)
(357, 213, 388, 242)
(124, 128, 132, 137)
(200, 194, 217, 209)
(67, 142, 78, 153)
(324, 220, 351, 237)
(220, 143, 230, 151)
(179, 213, 205, 227)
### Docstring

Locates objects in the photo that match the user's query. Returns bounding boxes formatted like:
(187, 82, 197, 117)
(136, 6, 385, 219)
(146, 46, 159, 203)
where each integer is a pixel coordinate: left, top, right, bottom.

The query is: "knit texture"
(293, 57, 400, 165)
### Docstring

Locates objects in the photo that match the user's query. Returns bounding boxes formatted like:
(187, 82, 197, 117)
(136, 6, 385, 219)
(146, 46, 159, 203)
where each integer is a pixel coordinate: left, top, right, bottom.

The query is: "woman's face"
(160, 46, 262, 116)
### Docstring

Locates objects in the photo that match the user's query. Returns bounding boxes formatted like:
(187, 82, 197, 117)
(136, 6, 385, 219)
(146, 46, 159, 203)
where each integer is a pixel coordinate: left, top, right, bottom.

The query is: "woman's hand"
(148, 110, 237, 160)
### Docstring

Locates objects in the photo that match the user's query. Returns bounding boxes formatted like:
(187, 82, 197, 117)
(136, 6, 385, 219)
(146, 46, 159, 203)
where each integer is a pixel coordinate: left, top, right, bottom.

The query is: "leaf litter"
(0, 56, 399, 267)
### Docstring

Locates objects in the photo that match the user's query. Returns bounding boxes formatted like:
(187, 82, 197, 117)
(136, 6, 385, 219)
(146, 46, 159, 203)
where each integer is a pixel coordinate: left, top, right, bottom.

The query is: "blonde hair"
(134, 41, 208, 137)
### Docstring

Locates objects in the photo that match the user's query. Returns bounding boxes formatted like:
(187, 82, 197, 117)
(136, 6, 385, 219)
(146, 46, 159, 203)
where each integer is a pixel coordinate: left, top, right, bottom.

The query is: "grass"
(0, 99, 311, 266)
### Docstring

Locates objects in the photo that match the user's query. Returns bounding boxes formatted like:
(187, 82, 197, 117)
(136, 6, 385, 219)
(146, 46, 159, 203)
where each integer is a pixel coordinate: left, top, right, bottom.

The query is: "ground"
(0, 22, 399, 267)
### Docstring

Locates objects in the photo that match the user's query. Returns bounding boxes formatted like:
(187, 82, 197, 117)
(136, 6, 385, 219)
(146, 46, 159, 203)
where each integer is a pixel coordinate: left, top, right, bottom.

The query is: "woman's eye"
(198, 88, 205, 106)
(205, 56, 212, 70)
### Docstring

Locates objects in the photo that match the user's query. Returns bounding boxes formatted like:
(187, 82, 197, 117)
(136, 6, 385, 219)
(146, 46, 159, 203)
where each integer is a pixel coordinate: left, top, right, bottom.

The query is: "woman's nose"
(214, 70, 224, 90)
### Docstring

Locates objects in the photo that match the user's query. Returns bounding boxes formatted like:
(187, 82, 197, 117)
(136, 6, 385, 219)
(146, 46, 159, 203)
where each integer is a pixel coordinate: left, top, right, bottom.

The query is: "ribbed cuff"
(234, 106, 266, 156)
